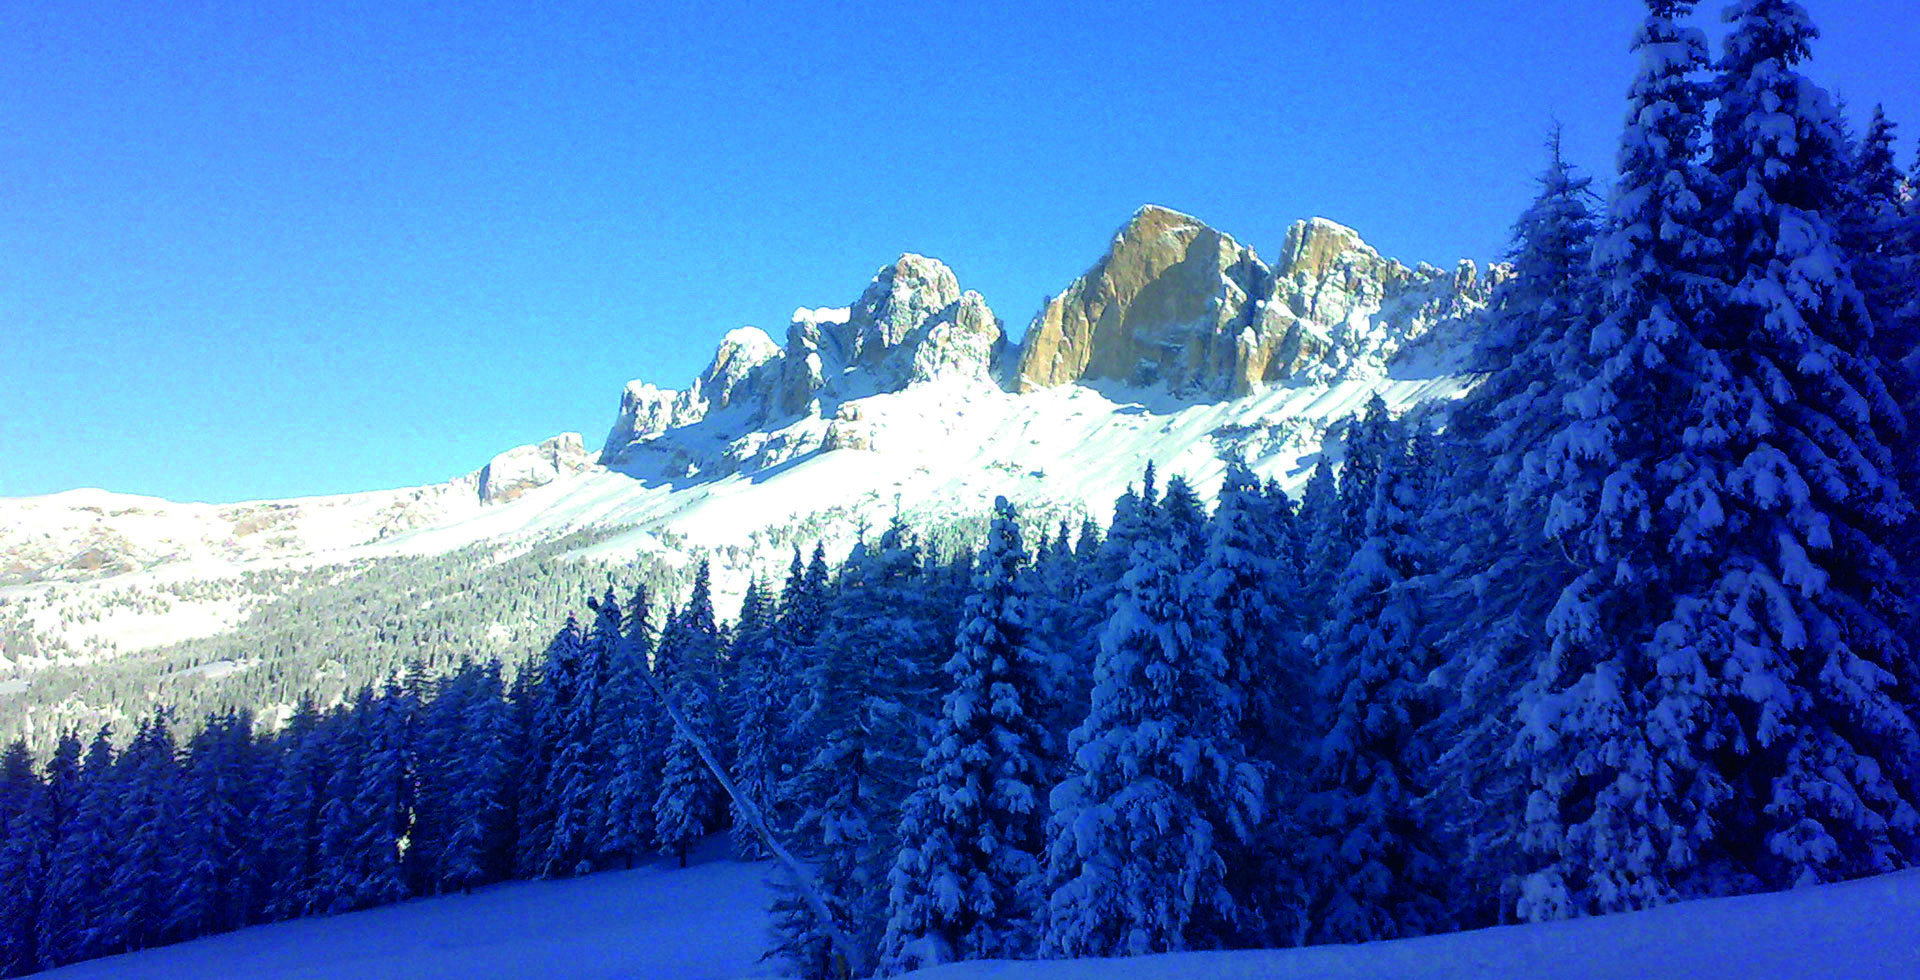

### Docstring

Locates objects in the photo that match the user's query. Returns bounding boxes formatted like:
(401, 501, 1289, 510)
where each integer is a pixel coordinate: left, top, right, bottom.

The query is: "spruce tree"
(1199, 463, 1307, 943)
(1429, 133, 1599, 924)
(880, 498, 1057, 973)
(727, 577, 781, 860)
(29, 733, 83, 970)
(655, 561, 724, 867)
(0, 741, 45, 975)
(170, 710, 262, 938)
(1044, 483, 1261, 957)
(517, 616, 584, 877)
(263, 697, 331, 921)
(438, 659, 516, 892)
(1655, 0, 1920, 891)
(598, 586, 659, 869)
(1516, 0, 1724, 921)
(98, 713, 182, 953)
(545, 595, 615, 877)
(1303, 436, 1452, 943)
(37, 729, 114, 967)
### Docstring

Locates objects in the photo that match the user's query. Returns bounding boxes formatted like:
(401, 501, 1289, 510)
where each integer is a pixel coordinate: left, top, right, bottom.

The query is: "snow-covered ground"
(1, 370, 1460, 665)
(35, 839, 781, 980)
(906, 870, 1920, 979)
(33, 842, 1920, 980)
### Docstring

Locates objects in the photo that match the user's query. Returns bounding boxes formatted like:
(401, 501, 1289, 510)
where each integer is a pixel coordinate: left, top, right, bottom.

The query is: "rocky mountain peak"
(1012, 204, 1268, 394)
(1277, 217, 1372, 283)
(847, 254, 965, 362)
(602, 254, 1004, 467)
(477, 432, 594, 504)
(600, 206, 1496, 472)
(1012, 208, 1495, 397)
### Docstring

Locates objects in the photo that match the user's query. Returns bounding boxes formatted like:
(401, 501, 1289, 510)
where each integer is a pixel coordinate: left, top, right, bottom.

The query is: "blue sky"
(2, 0, 1914, 502)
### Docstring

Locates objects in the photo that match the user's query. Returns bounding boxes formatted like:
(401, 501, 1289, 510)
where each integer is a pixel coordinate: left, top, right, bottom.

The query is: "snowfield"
(35, 839, 781, 980)
(33, 840, 1919, 980)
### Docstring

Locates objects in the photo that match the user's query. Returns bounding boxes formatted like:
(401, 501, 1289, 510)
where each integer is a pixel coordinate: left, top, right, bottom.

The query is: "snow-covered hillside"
(33, 839, 780, 980)
(0, 205, 1495, 729)
(32, 838, 1920, 980)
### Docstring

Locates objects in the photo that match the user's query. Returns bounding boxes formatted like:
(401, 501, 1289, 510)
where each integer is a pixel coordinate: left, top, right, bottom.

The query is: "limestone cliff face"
(599, 206, 1496, 472)
(1013, 206, 1269, 394)
(602, 254, 1006, 464)
(1012, 207, 1496, 396)
(477, 433, 595, 503)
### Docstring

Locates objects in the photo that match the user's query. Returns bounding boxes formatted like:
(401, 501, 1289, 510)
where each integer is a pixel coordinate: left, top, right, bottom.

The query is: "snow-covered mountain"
(0, 205, 1497, 684)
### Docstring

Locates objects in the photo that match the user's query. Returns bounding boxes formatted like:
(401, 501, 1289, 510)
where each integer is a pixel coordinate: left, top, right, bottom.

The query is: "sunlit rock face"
(602, 254, 1006, 465)
(1012, 206, 1497, 396)
(598, 205, 1499, 478)
(478, 432, 595, 503)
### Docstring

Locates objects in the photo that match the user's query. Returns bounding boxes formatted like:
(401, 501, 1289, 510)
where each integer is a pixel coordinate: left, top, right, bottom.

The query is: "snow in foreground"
(906, 869, 1920, 979)
(32, 846, 1919, 980)
(34, 838, 779, 980)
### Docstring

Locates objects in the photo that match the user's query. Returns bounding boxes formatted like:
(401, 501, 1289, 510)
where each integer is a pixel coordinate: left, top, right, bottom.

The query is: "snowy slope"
(31, 843, 1920, 979)
(906, 872, 1920, 978)
(34, 839, 780, 980)
(0, 206, 1490, 697)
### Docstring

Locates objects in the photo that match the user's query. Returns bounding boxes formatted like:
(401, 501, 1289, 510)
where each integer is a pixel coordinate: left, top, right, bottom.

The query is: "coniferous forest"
(3, 1, 1919, 976)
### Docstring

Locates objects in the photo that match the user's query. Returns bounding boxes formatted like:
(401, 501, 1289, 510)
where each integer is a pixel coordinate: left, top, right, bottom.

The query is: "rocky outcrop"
(603, 328, 784, 456)
(598, 206, 1497, 472)
(1011, 207, 1497, 396)
(603, 256, 1005, 464)
(477, 433, 595, 503)
(1013, 206, 1269, 394)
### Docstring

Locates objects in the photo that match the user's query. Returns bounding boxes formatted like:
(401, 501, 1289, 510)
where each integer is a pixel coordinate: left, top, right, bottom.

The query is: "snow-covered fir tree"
(261, 698, 329, 921)
(880, 497, 1057, 973)
(36, 730, 114, 967)
(727, 577, 781, 860)
(169, 710, 262, 938)
(97, 713, 180, 953)
(655, 561, 724, 868)
(543, 595, 615, 877)
(1302, 427, 1452, 944)
(775, 521, 946, 976)
(1199, 463, 1308, 944)
(596, 584, 659, 869)
(1651, 0, 1920, 892)
(1044, 477, 1261, 958)
(1516, 0, 1725, 922)
(0, 742, 45, 975)
(1427, 132, 1600, 924)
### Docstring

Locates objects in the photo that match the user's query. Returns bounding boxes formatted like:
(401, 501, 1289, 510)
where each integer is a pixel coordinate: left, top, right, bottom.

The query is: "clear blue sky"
(2, 0, 1914, 502)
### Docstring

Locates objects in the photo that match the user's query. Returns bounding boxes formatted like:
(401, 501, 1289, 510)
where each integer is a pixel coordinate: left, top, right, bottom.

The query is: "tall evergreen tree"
(880, 498, 1057, 973)
(29, 733, 83, 970)
(347, 680, 414, 907)
(655, 561, 724, 867)
(437, 659, 517, 892)
(1303, 436, 1452, 943)
(1044, 484, 1261, 957)
(1199, 463, 1307, 944)
(0, 741, 46, 975)
(544, 595, 616, 877)
(728, 576, 781, 860)
(1653, 0, 1920, 892)
(98, 713, 182, 953)
(517, 615, 583, 877)
(1429, 133, 1599, 924)
(598, 585, 659, 869)
(170, 710, 263, 938)
(1516, 0, 1724, 921)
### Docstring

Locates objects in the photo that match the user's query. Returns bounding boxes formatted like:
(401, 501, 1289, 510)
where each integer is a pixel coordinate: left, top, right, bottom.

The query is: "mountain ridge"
(1, 206, 1500, 592)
